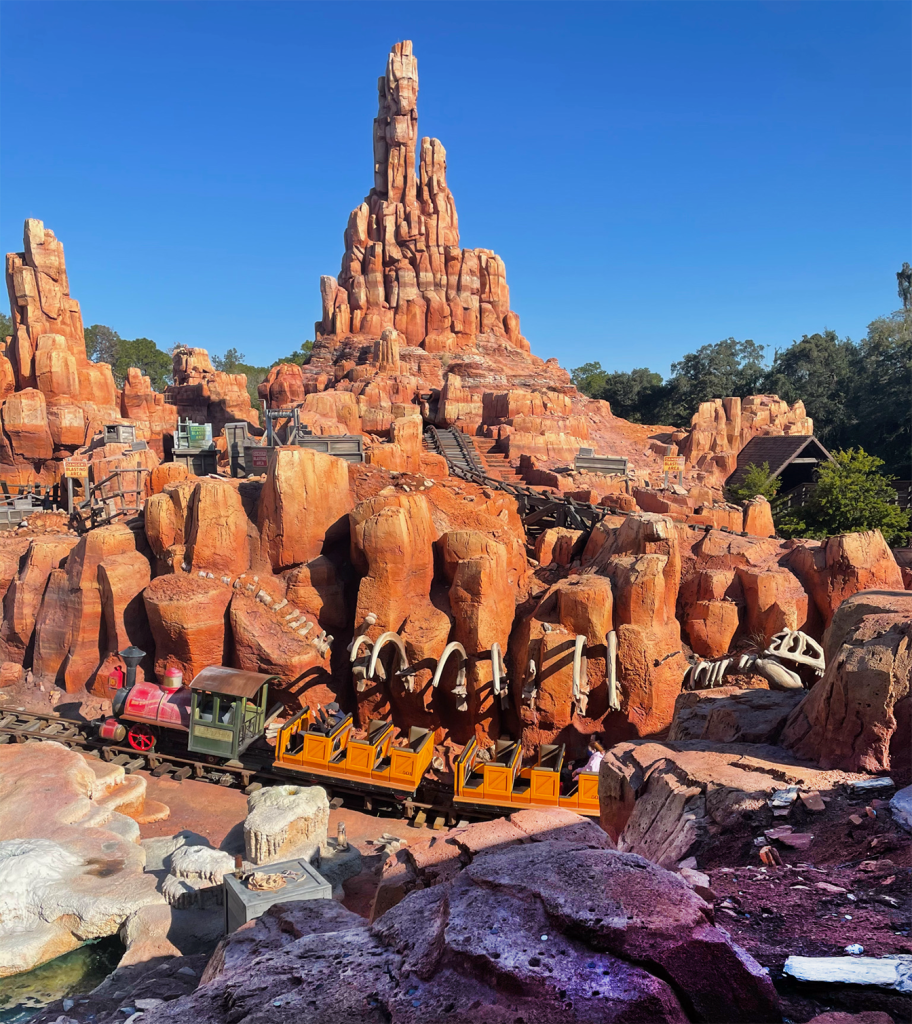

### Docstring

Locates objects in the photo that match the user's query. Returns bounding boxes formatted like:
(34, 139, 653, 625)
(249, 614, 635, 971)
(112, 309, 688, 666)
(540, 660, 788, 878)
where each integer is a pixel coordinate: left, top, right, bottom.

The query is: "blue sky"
(2, 1, 908, 376)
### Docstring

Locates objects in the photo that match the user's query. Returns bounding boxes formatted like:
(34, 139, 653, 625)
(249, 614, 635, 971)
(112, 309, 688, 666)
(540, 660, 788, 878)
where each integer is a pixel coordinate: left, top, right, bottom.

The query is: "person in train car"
(572, 738, 606, 779)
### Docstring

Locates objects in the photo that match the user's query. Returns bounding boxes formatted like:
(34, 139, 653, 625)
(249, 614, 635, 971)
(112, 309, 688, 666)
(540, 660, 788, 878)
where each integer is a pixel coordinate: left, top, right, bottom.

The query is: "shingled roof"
(726, 435, 832, 489)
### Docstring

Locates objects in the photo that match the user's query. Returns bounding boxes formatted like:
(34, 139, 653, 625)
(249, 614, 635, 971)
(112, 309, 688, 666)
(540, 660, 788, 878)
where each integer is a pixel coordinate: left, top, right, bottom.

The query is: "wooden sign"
(64, 457, 90, 479)
(251, 449, 270, 469)
(663, 456, 685, 474)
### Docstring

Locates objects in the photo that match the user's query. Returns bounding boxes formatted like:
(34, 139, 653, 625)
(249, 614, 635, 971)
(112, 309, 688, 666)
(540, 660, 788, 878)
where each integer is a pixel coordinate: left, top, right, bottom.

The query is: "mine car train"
(100, 657, 600, 819)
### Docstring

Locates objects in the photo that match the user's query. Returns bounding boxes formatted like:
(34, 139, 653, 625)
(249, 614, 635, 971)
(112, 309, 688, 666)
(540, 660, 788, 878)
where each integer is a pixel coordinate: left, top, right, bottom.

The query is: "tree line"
(571, 310, 911, 478)
(81, 328, 312, 417)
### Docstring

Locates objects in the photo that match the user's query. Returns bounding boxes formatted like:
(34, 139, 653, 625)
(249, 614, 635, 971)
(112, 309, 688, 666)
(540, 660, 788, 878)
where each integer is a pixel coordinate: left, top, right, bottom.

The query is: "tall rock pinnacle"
(317, 40, 528, 353)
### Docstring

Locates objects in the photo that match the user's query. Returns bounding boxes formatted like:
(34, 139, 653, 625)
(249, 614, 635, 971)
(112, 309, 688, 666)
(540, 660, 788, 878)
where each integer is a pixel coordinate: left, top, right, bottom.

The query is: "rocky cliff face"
(1, 445, 906, 768)
(316, 41, 528, 355)
(0, 221, 258, 486)
(248, 40, 817, 504)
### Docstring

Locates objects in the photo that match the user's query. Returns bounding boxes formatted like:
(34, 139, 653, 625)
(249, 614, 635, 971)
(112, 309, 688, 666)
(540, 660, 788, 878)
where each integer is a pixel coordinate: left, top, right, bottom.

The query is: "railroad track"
(0, 706, 462, 823)
(0, 708, 263, 784)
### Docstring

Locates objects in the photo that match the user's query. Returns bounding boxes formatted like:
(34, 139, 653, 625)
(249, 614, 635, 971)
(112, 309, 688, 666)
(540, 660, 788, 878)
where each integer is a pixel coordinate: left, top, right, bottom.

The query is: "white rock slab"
(783, 955, 912, 993)
(0, 742, 164, 977)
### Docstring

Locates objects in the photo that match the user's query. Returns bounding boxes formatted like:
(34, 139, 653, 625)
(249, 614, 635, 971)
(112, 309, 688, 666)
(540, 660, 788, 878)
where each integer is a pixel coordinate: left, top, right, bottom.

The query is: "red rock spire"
(318, 41, 528, 353)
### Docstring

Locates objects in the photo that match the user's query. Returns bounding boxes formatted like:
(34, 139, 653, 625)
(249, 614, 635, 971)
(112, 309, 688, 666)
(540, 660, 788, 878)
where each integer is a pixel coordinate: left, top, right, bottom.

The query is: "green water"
(0, 937, 124, 1023)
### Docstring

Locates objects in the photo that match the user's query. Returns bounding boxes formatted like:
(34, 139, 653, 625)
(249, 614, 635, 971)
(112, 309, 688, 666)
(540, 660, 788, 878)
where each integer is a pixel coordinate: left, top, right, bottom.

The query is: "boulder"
(781, 590, 912, 772)
(285, 556, 348, 629)
(668, 686, 805, 745)
(185, 478, 250, 577)
(258, 447, 353, 571)
(586, 513, 690, 738)
(149, 462, 189, 494)
(736, 564, 809, 646)
(678, 567, 741, 658)
(0, 535, 78, 663)
(138, 809, 778, 1024)
(351, 493, 436, 633)
(228, 591, 329, 688)
(534, 527, 584, 566)
(742, 496, 776, 538)
(598, 738, 858, 865)
(48, 524, 141, 691)
(1, 388, 53, 461)
(97, 550, 153, 658)
(788, 532, 903, 628)
(447, 533, 514, 741)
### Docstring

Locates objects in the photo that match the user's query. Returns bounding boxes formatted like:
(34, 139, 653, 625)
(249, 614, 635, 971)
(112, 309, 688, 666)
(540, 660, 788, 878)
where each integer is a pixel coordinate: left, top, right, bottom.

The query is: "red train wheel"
(127, 723, 156, 752)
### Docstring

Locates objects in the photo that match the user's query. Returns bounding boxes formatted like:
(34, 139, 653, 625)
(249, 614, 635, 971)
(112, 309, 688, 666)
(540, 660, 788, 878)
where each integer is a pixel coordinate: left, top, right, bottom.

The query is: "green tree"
(727, 462, 781, 504)
(598, 367, 666, 422)
(848, 311, 912, 478)
(661, 338, 767, 424)
(270, 340, 313, 367)
(112, 337, 173, 391)
(570, 361, 609, 397)
(777, 448, 910, 547)
(762, 329, 856, 453)
(84, 323, 122, 364)
(83, 324, 172, 390)
(0, 312, 12, 341)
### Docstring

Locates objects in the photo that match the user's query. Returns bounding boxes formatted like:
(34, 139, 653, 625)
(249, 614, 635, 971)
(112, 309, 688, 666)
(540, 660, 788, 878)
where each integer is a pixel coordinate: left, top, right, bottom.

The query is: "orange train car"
(453, 738, 600, 817)
(274, 707, 435, 795)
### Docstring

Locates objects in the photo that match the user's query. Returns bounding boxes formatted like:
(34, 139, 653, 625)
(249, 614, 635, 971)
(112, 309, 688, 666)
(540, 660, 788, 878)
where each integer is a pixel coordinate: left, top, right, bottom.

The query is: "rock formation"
(680, 395, 813, 482)
(0, 742, 166, 976)
(1, 221, 262, 487)
(165, 346, 258, 434)
(2, 220, 177, 482)
(316, 41, 528, 354)
(136, 809, 780, 1024)
(780, 590, 911, 773)
(243, 784, 329, 865)
(597, 736, 870, 866)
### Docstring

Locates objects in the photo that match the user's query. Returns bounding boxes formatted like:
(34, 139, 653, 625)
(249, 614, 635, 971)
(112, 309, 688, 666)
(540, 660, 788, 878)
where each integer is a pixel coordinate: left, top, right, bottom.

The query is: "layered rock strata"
(250, 41, 819, 504)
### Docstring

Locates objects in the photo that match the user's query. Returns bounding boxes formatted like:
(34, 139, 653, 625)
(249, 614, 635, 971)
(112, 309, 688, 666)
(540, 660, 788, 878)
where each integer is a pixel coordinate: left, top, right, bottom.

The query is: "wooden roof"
(726, 435, 832, 488)
(189, 666, 276, 698)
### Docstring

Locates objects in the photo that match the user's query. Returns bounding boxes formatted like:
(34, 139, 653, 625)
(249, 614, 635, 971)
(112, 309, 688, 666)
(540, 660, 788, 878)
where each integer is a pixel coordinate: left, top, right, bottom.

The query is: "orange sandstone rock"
(142, 574, 231, 683)
(258, 447, 353, 571)
(788, 531, 904, 628)
(742, 495, 775, 538)
(0, 535, 79, 663)
(185, 478, 250, 578)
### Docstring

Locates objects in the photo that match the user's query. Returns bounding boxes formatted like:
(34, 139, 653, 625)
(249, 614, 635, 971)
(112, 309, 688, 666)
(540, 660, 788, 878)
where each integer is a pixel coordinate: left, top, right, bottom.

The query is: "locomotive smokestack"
(119, 646, 145, 689)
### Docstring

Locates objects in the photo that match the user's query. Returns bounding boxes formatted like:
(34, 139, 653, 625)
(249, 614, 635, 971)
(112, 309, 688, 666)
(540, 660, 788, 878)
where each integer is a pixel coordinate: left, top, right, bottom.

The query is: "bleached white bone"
(765, 629, 825, 676)
(606, 630, 620, 711)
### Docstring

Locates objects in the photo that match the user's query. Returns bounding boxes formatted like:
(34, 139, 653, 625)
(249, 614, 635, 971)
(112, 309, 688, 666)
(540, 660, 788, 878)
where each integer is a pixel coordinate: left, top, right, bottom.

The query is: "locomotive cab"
(188, 666, 279, 760)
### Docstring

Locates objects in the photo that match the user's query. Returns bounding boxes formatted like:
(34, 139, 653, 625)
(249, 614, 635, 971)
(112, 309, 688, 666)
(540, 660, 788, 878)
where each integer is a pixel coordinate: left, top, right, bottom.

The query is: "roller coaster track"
(424, 426, 757, 542)
(425, 426, 622, 539)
